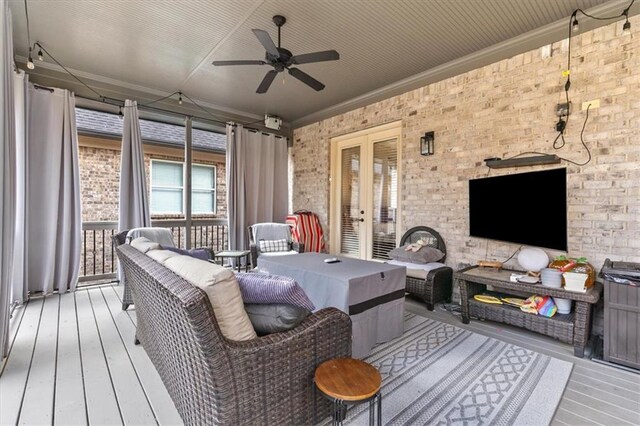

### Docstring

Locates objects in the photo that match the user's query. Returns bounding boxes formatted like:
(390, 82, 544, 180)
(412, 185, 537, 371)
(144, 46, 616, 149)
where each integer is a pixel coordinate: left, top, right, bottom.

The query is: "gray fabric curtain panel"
(118, 99, 150, 232)
(25, 85, 82, 295)
(226, 124, 288, 250)
(1, 0, 16, 358)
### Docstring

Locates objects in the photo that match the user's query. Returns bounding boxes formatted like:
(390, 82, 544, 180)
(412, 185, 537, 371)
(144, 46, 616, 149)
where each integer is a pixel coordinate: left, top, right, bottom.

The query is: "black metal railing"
(79, 218, 228, 284)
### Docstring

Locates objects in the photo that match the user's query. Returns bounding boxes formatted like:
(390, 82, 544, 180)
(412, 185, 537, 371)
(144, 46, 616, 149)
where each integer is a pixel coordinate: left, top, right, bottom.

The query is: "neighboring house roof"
(75, 108, 226, 152)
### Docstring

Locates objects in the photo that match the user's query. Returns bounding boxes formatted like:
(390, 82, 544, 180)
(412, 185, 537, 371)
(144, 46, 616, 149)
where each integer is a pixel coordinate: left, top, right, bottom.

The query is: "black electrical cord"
(501, 246, 522, 264)
(561, 104, 592, 166)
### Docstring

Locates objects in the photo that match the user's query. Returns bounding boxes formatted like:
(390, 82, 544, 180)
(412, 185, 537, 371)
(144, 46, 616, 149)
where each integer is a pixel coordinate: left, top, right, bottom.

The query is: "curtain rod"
(74, 94, 231, 126)
(75, 94, 288, 138)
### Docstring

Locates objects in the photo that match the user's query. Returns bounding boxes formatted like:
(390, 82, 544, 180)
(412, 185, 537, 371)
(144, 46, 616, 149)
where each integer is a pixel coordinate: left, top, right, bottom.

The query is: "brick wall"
(291, 18, 640, 278)
(79, 141, 227, 222)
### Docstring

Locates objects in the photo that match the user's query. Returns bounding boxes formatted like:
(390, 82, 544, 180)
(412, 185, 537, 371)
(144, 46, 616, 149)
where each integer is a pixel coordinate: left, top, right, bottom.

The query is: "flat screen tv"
(469, 168, 567, 251)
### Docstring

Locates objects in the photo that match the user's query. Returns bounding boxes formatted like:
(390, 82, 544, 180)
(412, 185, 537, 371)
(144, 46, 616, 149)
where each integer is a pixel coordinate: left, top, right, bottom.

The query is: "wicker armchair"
(399, 226, 453, 311)
(116, 244, 352, 425)
(248, 223, 304, 267)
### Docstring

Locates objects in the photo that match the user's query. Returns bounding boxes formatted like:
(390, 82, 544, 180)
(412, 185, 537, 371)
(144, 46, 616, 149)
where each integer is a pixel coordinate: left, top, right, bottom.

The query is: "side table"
(211, 250, 251, 272)
(455, 265, 602, 357)
(314, 358, 382, 426)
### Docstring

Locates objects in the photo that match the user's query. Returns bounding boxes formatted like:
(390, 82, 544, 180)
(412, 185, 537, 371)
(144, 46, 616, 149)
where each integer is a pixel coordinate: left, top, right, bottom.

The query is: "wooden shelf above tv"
(485, 154, 561, 169)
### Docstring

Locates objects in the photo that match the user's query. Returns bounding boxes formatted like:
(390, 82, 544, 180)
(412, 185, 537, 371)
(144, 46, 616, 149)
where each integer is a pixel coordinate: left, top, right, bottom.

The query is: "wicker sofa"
(116, 244, 352, 425)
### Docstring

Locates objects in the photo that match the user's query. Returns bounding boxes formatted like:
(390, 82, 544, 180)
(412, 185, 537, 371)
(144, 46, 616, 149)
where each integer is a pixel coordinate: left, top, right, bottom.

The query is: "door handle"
(358, 218, 364, 222)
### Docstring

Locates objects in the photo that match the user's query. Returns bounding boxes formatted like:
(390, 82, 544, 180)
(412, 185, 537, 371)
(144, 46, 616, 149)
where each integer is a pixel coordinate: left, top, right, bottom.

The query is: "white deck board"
(87, 288, 157, 425)
(75, 290, 122, 425)
(54, 291, 87, 425)
(102, 286, 183, 425)
(0, 298, 44, 425)
(19, 295, 60, 425)
(2, 288, 639, 426)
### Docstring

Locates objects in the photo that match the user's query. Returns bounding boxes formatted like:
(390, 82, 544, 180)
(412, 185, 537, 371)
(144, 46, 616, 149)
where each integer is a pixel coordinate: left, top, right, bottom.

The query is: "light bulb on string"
(572, 17, 579, 32)
(118, 106, 123, 119)
(27, 47, 35, 70)
(37, 47, 43, 61)
(178, 92, 183, 105)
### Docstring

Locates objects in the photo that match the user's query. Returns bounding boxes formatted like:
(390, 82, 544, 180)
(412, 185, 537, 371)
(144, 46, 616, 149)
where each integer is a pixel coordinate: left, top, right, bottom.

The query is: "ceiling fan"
(212, 15, 340, 94)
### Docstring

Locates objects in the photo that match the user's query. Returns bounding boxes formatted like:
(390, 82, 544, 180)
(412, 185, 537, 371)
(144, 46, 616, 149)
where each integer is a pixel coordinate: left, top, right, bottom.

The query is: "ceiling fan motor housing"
(266, 47, 293, 71)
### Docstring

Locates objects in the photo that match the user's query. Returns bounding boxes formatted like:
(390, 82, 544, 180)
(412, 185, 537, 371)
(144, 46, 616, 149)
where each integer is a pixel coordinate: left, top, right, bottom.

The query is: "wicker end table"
(314, 358, 382, 426)
(455, 265, 602, 357)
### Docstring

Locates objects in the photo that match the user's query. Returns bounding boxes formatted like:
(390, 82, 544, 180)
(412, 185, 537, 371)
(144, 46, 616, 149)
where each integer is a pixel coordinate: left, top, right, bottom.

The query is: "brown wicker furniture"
(314, 358, 382, 425)
(116, 244, 352, 425)
(398, 226, 453, 311)
(456, 265, 603, 357)
(248, 222, 304, 267)
(112, 229, 214, 311)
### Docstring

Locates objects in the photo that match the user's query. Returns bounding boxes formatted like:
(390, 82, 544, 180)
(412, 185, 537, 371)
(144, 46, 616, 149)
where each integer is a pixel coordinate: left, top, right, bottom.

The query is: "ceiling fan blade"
(291, 50, 340, 65)
(212, 60, 267, 66)
(288, 68, 325, 91)
(252, 29, 279, 57)
(256, 70, 278, 94)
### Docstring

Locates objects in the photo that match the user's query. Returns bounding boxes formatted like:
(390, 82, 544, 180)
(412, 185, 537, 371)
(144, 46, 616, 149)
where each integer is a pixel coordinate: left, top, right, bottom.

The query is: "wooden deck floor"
(1, 285, 638, 426)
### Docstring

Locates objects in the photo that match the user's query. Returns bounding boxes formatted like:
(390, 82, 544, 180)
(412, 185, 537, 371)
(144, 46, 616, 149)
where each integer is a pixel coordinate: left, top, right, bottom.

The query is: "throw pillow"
(259, 239, 289, 253)
(388, 245, 444, 264)
(161, 245, 212, 261)
(163, 255, 257, 341)
(236, 273, 315, 311)
(244, 304, 311, 335)
(130, 237, 161, 254)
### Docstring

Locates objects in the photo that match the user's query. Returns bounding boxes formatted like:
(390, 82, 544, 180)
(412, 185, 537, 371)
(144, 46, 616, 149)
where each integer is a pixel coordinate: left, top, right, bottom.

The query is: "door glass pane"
(372, 138, 398, 260)
(340, 146, 360, 256)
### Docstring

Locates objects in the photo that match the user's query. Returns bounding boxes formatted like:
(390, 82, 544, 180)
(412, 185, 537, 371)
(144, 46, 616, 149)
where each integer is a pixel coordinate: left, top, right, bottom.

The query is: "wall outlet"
(582, 99, 600, 110)
(556, 102, 570, 116)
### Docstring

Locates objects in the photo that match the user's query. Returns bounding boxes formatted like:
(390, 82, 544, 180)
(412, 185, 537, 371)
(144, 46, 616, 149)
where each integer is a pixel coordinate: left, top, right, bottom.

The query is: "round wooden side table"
(314, 358, 382, 426)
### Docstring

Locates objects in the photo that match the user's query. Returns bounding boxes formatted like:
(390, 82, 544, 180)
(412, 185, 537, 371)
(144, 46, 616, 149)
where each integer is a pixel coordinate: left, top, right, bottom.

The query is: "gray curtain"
(11, 69, 27, 304)
(1, 0, 15, 358)
(25, 85, 82, 295)
(226, 124, 288, 250)
(118, 99, 150, 231)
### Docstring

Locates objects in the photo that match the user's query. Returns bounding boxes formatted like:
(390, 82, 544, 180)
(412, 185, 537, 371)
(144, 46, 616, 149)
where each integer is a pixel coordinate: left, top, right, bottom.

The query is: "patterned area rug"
(333, 313, 573, 425)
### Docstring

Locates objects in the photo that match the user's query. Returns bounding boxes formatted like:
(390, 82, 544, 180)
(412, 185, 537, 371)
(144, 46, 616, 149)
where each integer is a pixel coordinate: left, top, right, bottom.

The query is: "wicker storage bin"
(602, 259, 640, 370)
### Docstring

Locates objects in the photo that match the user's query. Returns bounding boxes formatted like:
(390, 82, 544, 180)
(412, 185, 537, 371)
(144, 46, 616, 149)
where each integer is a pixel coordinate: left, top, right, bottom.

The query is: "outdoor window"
(151, 160, 216, 214)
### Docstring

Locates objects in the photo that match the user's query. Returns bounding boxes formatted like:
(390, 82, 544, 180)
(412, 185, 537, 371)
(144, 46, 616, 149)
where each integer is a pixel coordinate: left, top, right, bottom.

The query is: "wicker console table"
(455, 266, 602, 357)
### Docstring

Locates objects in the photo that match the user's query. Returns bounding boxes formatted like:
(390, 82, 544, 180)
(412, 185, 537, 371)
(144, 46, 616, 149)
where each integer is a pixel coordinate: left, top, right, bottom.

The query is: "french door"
(330, 122, 401, 260)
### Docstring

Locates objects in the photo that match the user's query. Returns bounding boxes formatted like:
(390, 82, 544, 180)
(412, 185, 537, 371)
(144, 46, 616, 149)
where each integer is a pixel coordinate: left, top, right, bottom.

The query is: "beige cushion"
(130, 237, 161, 254)
(163, 255, 257, 341)
(147, 249, 181, 264)
(407, 268, 428, 280)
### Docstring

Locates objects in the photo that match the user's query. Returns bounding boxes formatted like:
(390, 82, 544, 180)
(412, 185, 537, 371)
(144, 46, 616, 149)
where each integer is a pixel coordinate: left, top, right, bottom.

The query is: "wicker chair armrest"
(292, 241, 304, 253)
(427, 266, 453, 285)
(227, 307, 351, 354)
(250, 243, 259, 267)
(219, 307, 351, 423)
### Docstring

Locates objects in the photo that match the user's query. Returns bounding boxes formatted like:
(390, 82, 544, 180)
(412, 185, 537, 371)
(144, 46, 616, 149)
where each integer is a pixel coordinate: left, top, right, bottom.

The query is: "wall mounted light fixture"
(420, 131, 434, 156)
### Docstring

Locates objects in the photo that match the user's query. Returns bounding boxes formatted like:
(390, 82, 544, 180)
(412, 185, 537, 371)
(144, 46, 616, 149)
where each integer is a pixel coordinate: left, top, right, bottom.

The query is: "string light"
(118, 106, 123, 119)
(623, 11, 631, 31)
(178, 92, 183, 105)
(37, 46, 43, 61)
(572, 15, 579, 32)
